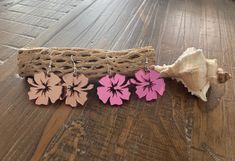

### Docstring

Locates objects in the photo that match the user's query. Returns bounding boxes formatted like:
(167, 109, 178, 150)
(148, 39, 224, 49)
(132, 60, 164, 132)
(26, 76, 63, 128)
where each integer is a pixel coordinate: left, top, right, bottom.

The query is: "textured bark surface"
(18, 46, 155, 79)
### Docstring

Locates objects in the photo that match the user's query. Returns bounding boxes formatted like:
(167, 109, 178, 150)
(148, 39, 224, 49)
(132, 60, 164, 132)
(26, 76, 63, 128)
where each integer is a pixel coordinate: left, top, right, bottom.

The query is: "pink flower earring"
(62, 55, 94, 107)
(131, 58, 165, 101)
(27, 49, 62, 105)
(97, 54, 131, 106)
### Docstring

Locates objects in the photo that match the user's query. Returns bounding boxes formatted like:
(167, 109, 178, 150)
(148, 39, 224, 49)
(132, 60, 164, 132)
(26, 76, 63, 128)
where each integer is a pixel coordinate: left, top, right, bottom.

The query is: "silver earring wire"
(71, 55, 78, 74)
(145, 57, 149, 70)
(106, 53, 111, 75)
(46, 49, 53, 75)
(145, 47, 151, 71)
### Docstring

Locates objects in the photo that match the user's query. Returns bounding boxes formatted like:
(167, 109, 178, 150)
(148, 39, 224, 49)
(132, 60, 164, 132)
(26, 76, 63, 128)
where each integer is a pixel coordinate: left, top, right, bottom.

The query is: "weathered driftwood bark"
(18, 46, 155, 79)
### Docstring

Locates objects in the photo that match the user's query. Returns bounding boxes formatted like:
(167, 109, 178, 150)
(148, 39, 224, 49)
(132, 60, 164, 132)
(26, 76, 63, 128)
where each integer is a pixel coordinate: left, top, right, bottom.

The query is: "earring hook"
(46, 49, 53, 75)
(71, 55, 78, 74)
(144, 47, 151, 71)
(106, 53, 111, 75)
(145, 57, 149, 71)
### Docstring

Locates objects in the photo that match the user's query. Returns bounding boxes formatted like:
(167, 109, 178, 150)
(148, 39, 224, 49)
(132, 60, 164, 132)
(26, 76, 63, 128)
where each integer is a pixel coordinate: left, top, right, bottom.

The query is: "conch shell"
(152, 47, 231, 101)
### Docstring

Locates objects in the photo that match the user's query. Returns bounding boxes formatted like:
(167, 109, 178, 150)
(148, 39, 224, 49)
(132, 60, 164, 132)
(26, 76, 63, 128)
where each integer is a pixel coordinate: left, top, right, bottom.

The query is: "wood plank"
(0, 75, 57, 161)
(17, 14, 57, 29)
(0, 11, 57, 29)
(0, 0, 22, 11)
(8, 4, 35, 14)
(0, 11, 22, 21)
(0, 45, 17, 61)
(36, 0, 83, 7)
(8, 4, 66, 20)
(29, 105, 72, 161)
(19, 0, 74, 13)
(0, 0, 235, 160)
(45, 0, 127, 47)
(27, 0, 96, 47)
(29, 8, 66, 21)
(190, 0, 235, 160)
(0, 31, 33, 48)
(224, 100, 235, 161)
(0, 18, 45, 38)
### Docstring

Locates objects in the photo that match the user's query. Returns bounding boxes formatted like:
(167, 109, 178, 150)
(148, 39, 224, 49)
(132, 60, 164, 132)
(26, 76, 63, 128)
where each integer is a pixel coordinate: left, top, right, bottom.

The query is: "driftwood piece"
(18, 46, 155, 79)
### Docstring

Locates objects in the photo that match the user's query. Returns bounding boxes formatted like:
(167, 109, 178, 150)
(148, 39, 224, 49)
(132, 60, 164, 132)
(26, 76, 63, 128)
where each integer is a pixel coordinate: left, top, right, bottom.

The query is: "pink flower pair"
(97, 69, 165, 106)
(27, 72, 93, 107)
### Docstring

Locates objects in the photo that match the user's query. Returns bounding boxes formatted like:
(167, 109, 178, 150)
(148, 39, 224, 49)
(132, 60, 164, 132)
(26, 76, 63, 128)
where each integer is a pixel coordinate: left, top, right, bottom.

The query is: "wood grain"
(29, 105, 72, 161)
(0, 0, 235, 160)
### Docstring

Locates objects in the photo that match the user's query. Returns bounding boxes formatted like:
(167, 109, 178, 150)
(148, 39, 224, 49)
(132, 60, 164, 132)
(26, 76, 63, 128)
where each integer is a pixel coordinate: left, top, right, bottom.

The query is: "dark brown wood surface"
(0, 0, 234, 161)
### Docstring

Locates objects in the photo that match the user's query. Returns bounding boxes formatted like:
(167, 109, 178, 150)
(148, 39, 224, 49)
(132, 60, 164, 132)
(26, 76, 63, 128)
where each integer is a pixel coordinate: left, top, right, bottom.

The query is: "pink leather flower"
(97, 74, 131, 105)
(62, 73, 94, 107)
(27, 72, 62, 105)
(131, 69, 165, 101)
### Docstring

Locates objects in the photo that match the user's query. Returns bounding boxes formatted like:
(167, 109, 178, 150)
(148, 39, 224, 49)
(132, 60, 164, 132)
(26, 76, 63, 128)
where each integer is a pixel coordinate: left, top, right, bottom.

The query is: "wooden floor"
(0, 0, 235, 160)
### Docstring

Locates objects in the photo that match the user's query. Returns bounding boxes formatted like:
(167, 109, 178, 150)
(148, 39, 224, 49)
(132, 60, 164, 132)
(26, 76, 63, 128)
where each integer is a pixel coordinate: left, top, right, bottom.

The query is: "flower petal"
(117, 88, 131, 100)
(112, 74, 125, 86)
(35, 93, 49, 105)
(28, 87, 42, 100)
(130, 78, 137, 84)
(34, 72, 47, 86)
(81, 84, 94, 91)
(76, 74, 88, 88)
(75, 91, 88, 106)
(62, 73, 74, 86)
(48, 73, 61, 86)
(152, 79, 165, 96)
(65, 94, 77, 107)
(99, 75, 112, 87)
(135, 69, 148, 82)
(130, 78, 148, 86)
(135, 86, 148, 98)
(28, 78, 38, 87)
(110, 93, 123, 105)
(47, 85, 62, 103)
(146, 90, 158, 101)
(120, 80, 130, 89)
(149, 70, 160, 81)
(97, 86, 112, 104)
